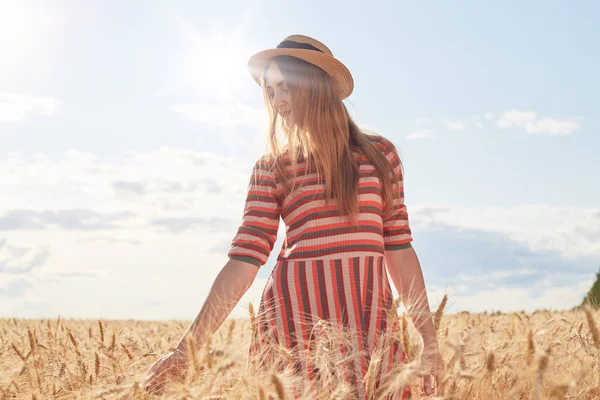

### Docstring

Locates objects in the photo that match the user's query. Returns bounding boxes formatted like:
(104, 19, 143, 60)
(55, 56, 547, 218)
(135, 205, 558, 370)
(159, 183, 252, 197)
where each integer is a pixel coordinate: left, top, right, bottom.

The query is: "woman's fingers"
(422, 374, 434, 395)
(143, 354, 182, 395)
(143, 364, 168, 394)
(422, 373, 444, 397)
(435, 368, 445, 393)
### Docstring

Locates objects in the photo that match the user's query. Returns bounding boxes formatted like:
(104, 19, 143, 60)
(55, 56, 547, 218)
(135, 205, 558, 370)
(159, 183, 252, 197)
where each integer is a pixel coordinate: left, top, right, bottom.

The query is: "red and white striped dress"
(228, 136, 413, 399)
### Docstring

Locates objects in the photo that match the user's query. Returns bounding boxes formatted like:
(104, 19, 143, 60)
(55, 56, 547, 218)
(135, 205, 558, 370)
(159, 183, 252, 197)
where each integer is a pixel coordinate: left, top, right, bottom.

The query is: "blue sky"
(1, 0, 599, 320)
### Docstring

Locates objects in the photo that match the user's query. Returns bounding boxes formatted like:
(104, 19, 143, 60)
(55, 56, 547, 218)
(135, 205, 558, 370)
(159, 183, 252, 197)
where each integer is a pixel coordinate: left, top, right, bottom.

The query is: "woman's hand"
(420, 341, 445, 397)
(142, 349, 189, 396)
(141, 260, 258, 396)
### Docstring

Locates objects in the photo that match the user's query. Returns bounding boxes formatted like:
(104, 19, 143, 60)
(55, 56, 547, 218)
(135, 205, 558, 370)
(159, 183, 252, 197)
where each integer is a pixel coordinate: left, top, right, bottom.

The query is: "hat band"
(276, 40, 324, 53)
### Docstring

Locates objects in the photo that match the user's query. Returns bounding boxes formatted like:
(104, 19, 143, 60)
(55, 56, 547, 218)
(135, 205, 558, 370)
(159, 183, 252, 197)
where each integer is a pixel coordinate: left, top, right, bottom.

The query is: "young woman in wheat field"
(142, 34, 444, 399)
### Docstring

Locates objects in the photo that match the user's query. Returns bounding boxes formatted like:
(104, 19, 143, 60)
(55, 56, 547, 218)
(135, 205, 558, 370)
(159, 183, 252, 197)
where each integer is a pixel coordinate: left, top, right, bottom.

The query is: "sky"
(1, 0, 599, 320)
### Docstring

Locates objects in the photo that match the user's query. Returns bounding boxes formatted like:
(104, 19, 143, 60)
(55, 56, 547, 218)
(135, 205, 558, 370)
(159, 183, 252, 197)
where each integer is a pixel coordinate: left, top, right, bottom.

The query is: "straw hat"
(247, 34, 354, 99)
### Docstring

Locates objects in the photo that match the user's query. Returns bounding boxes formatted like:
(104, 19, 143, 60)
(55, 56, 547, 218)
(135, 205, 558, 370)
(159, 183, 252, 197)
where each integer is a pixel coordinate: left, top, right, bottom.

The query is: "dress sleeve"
(228, 158, 281, 267)
(382, 142, 413, 250)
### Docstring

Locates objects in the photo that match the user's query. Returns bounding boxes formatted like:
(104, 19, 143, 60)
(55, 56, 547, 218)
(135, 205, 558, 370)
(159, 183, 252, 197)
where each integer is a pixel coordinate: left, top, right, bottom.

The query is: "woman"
(143, 35, 444, 398)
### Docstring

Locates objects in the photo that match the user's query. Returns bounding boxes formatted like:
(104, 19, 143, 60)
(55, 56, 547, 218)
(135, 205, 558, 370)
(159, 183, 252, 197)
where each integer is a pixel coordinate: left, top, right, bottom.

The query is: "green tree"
(582, 269, 600, 309)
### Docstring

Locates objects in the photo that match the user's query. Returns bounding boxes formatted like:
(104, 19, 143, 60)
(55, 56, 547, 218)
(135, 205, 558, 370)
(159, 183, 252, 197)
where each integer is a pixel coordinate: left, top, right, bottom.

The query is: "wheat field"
(2, 301, 600, 399)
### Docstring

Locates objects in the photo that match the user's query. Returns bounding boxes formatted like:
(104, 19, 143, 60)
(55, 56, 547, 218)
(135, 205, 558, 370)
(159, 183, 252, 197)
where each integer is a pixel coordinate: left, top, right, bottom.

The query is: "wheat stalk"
(434, 294, 448, 332)
(95, 352, 100, 379)
(526, 329, 535, 366)
(486, 351, 495, 373)
(98, 320, 104, 346)
(584, 306, 600, 350)
(11, 342, 26, 361)
(227, 319, 236, 345)
(27, 328, 42, 392)
(364, 355, 382, 399)
(121, 343, 133, 360)
(271, 374, 286, 400)
(249, 303, 257, 336)
(68, 331, 81, 357)
(401, 314, 411, 361)
(109, 331, 116, 352)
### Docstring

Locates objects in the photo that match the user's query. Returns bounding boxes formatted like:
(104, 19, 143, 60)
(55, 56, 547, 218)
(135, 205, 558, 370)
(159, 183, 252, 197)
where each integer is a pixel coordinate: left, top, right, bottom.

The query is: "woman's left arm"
(385, 245, 444, 396)
(384, 246, 436, 344)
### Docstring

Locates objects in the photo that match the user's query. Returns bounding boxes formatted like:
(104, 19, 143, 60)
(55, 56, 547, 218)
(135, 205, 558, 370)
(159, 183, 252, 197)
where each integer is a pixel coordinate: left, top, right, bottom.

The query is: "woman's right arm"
(176, 258, 259, 353)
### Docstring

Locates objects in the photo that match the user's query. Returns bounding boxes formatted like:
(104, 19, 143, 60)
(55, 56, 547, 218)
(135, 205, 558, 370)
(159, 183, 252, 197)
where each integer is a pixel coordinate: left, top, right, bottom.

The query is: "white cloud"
(497, 110, 580, 135)
(0, 93, 63, 122)
(413, 271, 593, 314)
(497, 110, 537, 129)
(433, 280, 593, 314)
(0, 147, 267, 319)
(170, 101, 267, 130)
(0, 228, 256, 320)
(0, 238, 50, 275)
(432, 110, 580, 135)
(2, 148, 598, 319)
(407, 205, 599, 314)
(444, 121, 464, 131)
(525, 117, 580, 135)
(412, 204, 600, 258)
(406, 129, 431, 140)
(470, 115, 484, 129)
(0, 147, 254, 216)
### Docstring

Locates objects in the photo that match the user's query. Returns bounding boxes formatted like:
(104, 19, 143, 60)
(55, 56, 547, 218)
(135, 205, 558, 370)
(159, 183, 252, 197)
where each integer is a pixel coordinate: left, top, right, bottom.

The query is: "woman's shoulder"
(363, 132, 398, 154)
(256, 147, 307, 167)
(251, 154, 278, 174)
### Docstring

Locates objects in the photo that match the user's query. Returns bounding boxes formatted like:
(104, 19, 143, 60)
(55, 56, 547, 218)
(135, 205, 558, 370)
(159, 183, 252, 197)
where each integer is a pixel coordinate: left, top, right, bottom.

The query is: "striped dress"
(228, 137, 413, 399)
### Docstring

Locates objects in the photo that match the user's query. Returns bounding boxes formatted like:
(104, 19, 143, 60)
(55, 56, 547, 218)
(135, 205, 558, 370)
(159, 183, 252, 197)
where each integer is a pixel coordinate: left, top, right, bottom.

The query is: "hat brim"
(247, 48, 354, 99)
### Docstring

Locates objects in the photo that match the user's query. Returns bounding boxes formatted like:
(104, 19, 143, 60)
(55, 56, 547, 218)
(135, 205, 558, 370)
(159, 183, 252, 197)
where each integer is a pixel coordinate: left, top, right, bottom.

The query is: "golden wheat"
(3, 308, 600, 398)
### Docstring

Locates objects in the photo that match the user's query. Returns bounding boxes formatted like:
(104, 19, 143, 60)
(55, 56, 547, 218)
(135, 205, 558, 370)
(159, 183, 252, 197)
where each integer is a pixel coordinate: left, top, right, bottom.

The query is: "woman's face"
(265, 61, 292, 125)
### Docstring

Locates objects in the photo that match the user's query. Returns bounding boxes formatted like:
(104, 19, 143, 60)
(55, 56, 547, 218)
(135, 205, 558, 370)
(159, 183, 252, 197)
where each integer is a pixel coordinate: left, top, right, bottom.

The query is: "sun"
(0, 2, 61, 77)
(174, 18, 251, 102)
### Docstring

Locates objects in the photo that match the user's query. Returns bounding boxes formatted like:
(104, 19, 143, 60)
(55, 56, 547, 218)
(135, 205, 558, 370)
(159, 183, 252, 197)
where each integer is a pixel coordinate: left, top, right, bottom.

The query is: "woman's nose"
(273, 93, 286, 109)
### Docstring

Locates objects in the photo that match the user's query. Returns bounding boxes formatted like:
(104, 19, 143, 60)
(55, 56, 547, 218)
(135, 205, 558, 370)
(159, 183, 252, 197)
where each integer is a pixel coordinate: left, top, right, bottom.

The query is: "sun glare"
(0, 2, 60, 75)
(175, 19, 250, 101)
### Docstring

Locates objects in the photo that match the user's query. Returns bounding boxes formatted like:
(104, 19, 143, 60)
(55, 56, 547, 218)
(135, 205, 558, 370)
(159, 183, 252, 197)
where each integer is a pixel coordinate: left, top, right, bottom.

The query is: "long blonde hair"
(261, 55, 400, 223)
